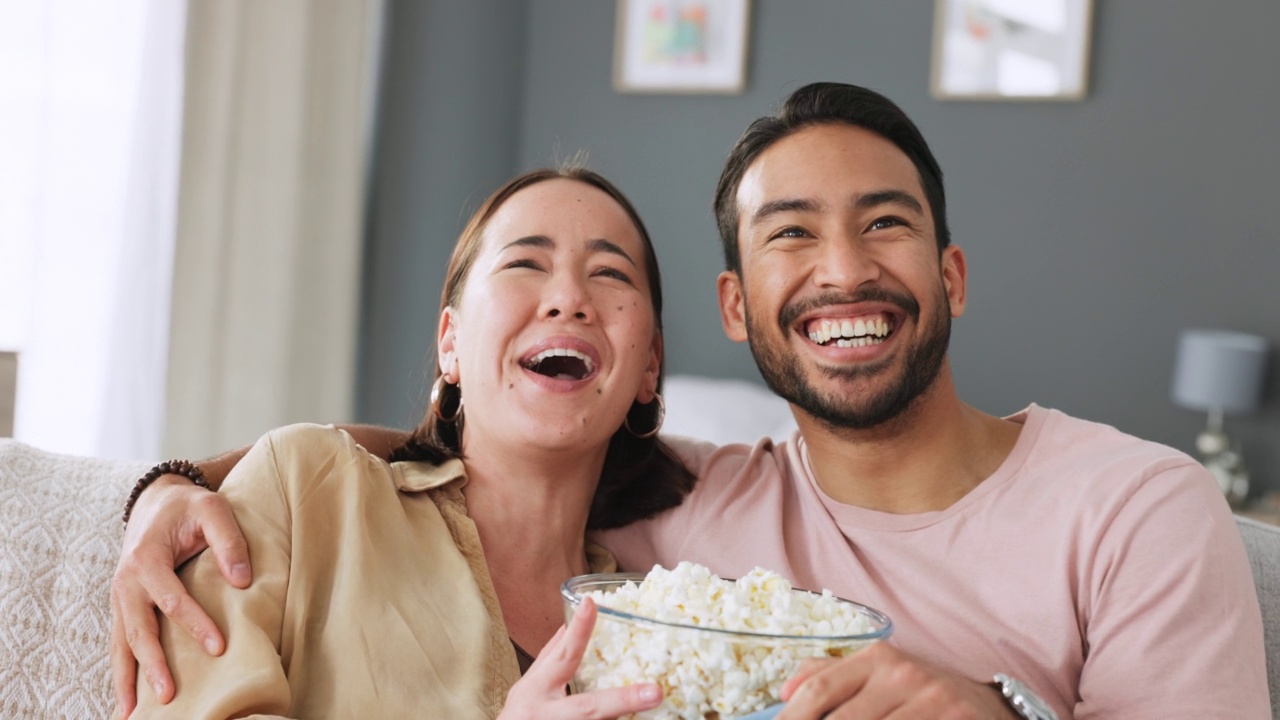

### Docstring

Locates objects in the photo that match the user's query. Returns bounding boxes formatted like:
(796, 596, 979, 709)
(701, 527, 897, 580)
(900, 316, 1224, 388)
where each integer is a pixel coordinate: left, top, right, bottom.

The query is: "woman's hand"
(110, 476, 251, 718)
(499, 597, 663, 719)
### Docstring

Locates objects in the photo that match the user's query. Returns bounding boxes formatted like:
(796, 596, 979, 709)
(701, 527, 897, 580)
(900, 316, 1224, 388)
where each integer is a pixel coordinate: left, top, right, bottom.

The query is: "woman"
(120, 166, 693, 718)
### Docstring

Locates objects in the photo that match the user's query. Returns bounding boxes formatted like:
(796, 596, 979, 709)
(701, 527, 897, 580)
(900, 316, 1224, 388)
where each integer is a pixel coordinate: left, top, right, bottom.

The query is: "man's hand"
(110, 476, 250, 718)
(499, 598, 663, 719)
(776, 642, 1019, 720)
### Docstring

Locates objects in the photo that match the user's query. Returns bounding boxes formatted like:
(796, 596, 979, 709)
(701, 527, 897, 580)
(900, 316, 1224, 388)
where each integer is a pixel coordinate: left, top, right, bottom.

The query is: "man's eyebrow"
(855, 189, 924, 215)
(501, 235, 637, 267)
(748, 197, 824, 226)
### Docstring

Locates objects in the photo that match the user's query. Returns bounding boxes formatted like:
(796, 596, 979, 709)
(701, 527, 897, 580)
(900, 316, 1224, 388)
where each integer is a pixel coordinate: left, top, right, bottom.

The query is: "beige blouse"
(132, 424, 615, 720)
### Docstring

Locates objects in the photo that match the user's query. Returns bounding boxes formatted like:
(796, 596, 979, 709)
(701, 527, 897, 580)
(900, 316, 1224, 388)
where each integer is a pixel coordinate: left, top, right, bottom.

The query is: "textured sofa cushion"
(0, 439, 149, 719)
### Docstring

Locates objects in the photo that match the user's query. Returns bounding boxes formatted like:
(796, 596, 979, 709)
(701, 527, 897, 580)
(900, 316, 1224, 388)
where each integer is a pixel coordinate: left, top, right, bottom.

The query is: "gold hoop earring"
(624, 393, 664, 439)
(431, 375, 463, 422)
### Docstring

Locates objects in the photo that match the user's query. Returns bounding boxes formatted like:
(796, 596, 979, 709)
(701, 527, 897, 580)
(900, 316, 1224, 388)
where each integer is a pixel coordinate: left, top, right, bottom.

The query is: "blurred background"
(1, 0, 1277, 498)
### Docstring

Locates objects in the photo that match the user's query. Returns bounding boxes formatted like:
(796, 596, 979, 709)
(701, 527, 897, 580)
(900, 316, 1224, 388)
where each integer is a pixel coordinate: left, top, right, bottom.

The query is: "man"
(113, 83, 1268, 718)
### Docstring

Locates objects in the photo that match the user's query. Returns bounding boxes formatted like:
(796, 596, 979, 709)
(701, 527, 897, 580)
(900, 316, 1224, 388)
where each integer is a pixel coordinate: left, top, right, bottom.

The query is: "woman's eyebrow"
(502, 235, 552, 251)
(501, 235, 637, 268)
(587, 238, 637, 267)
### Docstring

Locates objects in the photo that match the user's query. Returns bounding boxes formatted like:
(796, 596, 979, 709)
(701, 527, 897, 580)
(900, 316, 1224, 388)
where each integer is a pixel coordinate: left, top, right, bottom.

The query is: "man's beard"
(745, 286, 951, 431)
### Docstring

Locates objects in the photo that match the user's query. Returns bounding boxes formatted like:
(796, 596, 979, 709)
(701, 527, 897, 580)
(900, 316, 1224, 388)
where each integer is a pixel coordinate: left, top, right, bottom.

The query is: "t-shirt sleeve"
(131, 426, 312, 720)
(1076, 459, 1269, 719)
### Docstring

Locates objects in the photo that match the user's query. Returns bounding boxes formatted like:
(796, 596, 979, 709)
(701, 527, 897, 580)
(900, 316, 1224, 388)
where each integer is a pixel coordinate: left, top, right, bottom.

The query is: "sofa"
(2, 379, 1278, 718)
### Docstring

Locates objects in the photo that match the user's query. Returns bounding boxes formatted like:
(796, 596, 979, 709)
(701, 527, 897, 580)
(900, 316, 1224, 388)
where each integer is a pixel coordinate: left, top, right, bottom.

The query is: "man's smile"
(805, 313, 894, 348)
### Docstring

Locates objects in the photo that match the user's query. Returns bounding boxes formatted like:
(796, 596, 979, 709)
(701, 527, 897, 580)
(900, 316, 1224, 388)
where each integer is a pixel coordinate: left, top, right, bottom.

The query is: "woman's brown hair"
(389, 165, 695, 530)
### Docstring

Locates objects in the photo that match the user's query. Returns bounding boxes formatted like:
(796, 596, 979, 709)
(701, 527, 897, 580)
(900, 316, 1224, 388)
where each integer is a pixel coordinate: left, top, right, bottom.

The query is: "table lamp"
(1170, 328, 1269, 506)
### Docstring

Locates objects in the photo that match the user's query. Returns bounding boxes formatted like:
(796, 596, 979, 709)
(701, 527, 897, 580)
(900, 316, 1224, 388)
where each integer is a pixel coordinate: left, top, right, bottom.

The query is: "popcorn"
(571, 562, 885, 720)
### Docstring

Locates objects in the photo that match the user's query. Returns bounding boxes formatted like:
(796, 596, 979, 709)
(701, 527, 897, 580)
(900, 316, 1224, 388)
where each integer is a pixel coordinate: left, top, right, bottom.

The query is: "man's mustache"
(778, 288, 920, 331)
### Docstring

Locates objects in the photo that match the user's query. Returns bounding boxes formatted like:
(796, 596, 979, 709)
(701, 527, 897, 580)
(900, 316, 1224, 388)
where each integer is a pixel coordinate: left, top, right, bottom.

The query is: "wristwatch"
(991, 673, 1058, 720)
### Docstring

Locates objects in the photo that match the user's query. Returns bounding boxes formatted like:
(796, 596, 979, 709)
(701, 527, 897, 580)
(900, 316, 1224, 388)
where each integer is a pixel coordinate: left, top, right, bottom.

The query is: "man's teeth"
(807, 317, 893, 347)
(525, 347, 596, 374)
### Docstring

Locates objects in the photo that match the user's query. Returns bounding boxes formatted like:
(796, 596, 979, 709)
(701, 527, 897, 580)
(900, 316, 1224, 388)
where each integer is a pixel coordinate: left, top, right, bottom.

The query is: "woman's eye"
(593, 267, 634, 284)
(504, 258, 542, 271)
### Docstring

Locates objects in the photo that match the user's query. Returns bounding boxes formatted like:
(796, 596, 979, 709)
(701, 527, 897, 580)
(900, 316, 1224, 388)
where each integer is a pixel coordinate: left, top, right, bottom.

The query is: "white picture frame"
(613, 0, 751, 94)
(930, 0, 1095, 101)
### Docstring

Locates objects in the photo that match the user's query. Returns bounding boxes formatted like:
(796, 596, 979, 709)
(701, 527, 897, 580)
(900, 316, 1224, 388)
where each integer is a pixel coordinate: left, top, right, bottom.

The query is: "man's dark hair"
(713, 82, 950, 272)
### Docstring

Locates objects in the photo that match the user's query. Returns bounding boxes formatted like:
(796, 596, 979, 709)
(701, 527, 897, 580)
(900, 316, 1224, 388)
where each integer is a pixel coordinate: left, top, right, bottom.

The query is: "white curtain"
(0, 0, 187, 459)
(162, 0, 384, 458)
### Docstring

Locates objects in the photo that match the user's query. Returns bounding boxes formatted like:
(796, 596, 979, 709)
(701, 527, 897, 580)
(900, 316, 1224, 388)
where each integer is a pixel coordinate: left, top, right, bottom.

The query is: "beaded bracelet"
(121, 459, 211, 526)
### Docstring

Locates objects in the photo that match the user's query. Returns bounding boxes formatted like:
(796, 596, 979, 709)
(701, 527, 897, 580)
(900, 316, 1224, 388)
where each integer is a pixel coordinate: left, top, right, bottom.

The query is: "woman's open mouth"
(521, 347, 596, 381)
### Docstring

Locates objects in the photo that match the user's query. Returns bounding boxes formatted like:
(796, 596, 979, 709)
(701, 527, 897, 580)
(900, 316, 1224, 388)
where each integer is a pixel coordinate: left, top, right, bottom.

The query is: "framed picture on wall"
(930, 0, 1094, 101)
(613, 0, 751, 94)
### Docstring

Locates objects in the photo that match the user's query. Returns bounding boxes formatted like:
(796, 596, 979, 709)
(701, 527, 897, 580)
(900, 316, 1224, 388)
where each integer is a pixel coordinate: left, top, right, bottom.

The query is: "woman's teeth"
(523, 347, 595, 379)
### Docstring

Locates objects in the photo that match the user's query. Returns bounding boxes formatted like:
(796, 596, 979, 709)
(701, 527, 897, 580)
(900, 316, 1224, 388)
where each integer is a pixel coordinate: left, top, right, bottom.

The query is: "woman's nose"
(541, 275, 594, 321)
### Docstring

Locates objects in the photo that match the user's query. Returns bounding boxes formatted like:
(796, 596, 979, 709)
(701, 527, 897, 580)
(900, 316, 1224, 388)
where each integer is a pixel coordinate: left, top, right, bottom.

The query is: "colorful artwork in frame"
(931, 0, 1095, 101)
(613, 0, 751, 94)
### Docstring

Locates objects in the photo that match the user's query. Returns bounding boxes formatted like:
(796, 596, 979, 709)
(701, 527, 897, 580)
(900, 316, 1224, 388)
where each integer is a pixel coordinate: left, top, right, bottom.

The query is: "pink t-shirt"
(595, 405, 1269, 719)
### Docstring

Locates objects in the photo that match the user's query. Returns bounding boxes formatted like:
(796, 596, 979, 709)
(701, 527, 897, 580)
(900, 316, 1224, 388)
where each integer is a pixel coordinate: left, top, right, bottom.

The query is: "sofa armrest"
(0, 439, 152, 718)
(1236, 514, 1280, 718)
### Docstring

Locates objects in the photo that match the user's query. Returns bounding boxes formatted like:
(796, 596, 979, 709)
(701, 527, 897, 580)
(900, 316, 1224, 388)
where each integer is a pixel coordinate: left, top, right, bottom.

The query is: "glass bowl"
(561, 571, 893, 720)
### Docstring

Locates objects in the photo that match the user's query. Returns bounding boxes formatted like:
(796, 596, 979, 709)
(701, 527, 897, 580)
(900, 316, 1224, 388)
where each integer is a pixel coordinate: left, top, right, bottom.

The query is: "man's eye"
(770, 226, 811, 240)
(868, 217, 904, 231)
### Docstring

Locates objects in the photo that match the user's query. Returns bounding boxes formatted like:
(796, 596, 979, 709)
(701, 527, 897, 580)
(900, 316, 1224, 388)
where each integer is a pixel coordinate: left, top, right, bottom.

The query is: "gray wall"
(362, 0, 1280, 493)
(357, 0, 527, 426)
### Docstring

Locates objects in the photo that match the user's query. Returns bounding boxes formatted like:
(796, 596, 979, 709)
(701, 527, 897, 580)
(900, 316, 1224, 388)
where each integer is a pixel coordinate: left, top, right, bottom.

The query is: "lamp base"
(1195, 428, 1230, 457)
(1192, 411, 1250, 509)
(1197, 440, 1249, 509)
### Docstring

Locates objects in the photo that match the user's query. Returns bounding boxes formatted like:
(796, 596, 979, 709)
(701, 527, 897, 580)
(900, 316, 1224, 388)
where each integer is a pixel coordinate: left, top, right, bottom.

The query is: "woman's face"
(440, 179, 661, 454)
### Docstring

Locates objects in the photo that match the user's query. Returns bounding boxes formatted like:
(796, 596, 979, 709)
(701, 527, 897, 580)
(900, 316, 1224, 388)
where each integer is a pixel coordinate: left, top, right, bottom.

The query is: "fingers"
(526, 597, 595, 687)
(560, 596, 597, 661)
(110, 596, 138, 718)
(554, 683, 663, 719)
(117, 591, 174, 705)
(193, 493, 252, 588)
(780, 657, 834, 700)
(128, 548, 225, 655)
(110, 478, 237, 711)
(111, 563, 176, 704)
(778, 646, 879, 719)
(547, 599, 663, 717)
(500, 598, 662, 719)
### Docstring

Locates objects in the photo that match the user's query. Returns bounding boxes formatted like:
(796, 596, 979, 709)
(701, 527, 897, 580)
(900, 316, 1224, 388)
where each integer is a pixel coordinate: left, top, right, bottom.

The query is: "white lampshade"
(1171, 329, 1269, 414)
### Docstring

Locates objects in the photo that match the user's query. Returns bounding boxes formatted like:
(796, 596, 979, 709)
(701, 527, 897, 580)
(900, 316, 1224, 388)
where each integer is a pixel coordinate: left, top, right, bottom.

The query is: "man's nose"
(811, 237, 880, 291)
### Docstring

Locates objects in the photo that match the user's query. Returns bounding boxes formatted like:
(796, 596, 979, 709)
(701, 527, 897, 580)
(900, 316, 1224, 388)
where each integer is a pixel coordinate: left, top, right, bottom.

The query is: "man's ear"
(717, 270, 749, 343)
(638, 331, 663, 404)
(437, 306, 460, 382)
(941, 245, 967, 319)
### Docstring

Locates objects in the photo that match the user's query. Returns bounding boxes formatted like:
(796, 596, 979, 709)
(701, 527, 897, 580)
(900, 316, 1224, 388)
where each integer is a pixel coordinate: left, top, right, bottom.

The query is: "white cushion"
(662, 374, 796, 445)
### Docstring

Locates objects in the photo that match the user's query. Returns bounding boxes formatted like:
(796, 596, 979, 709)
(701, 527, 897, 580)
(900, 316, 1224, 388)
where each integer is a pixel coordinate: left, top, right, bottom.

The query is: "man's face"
(717, 123, 967, 430)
